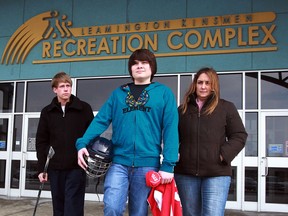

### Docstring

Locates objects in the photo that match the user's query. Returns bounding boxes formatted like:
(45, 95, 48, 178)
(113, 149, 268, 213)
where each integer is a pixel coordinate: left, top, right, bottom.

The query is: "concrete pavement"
(1, 196, 288, 216)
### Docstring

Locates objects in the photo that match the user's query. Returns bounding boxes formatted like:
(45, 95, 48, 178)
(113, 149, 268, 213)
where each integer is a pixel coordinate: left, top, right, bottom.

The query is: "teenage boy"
(36, 72, 94, 216)
(76, 49, 179, 216)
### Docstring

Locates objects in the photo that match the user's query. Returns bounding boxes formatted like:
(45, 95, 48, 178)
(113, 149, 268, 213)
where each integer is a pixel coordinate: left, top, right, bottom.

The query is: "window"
(261, 71, 288, 109)
(12, 115, 23, 152)
(76, 77, 131, 111)
(153, 75, 178, 101)
(179, 75, 192, 103)
(245, 113, 258, 156)
(245, 73, 258, 109)
(218, 74, 242, 109)
(245, 167, 258, 201)
(26, 81, 54, 112)
(15, 82, 24, 112)
(10, 160, 20, 188)
(0, 83, 13, 113)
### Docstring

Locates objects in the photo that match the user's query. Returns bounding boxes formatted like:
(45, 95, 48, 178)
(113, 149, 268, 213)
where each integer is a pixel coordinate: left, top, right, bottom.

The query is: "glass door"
(0, 115, 12, 195)
(20, 114, 51, 198)
(259, 112, 288, 212)
(226, 111, 245, 210)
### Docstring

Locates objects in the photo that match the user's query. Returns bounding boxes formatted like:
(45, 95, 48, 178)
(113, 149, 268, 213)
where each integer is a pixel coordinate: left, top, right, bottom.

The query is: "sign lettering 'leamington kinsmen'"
(1, 11, 277, 65)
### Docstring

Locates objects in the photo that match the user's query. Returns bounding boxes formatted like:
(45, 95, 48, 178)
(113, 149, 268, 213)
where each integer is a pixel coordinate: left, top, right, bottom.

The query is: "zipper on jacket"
(62, 105, 65, 117)
(132, 143, 135, 167)
(132, 112, 136, 167)
(196, 108, 200, 175)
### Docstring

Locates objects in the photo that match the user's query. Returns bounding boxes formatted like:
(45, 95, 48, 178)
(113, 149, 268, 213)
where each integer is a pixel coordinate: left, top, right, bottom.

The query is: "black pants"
(49, 169, 86, 216)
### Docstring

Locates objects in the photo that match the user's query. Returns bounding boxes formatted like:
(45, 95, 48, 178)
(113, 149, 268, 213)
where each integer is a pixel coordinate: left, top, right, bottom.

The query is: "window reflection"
(153, 75, 178, 101)
(228, 167, 237, 201)
(266, 116, 288, 157)
(0, 119, 8, 151)
(10, 160, 20, 188)
(0, 160, 6, 188)
(218, 74, 242, 109)
(26, 81, 55, 112)
(27, 118, 39, 152)
(180, 75, 192, 103)
(25, 161, 50, 190)
(0, 83, 14, 113)
(266, 168, 288, 204)
(77, 77, 131, 111)
(15, 82, 24, 112)
(245, 167, 258, 201)
(245, 113, 258, 156)
(85, 176, 104, 195)
(245, 73, 258, 109)
(13, 115, 23, 152)
(261, 71, 288, 109)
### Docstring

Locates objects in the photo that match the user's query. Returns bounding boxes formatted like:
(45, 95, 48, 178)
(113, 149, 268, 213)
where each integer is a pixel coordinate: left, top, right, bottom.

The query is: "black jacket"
(36, 95, 94, 173)
(175, 96, 247, 177)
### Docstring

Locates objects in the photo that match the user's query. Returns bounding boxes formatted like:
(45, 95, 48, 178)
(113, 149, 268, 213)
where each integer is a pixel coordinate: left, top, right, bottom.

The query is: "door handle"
(22, 152, 27, 168)
(261, 157, 268, 177)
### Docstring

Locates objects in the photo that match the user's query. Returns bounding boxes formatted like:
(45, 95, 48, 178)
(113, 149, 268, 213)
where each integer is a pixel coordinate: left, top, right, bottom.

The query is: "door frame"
(20, 113, 51, 198)
(226, 111, 245, 210)
(258, 111, 288, 212)
(0, 114, 12, 196)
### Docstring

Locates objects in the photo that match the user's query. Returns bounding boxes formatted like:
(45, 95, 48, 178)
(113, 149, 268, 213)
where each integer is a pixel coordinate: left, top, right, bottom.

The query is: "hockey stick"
(33, 146, 55, 216)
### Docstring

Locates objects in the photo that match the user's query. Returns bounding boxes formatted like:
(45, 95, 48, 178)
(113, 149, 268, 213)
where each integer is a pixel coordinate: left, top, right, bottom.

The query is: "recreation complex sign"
(1, 11, 277, 65)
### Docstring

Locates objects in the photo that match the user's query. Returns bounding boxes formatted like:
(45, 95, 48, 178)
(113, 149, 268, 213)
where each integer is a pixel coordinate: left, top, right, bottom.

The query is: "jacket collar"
(47, 95, 82, 112)
(187, 93, 215, 113)
(121, 82, 160, 92)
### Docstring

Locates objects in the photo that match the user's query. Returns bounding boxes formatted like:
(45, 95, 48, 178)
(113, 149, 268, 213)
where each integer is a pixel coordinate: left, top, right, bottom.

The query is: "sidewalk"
(1, 196, 288, 216)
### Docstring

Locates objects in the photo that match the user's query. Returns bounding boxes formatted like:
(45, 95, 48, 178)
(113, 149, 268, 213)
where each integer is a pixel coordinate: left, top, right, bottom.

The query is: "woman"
(174, 67, 247, 216)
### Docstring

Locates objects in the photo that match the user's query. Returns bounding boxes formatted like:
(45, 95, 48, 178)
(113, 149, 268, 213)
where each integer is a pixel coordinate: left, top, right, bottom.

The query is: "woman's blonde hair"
(181, 67, 220, 115)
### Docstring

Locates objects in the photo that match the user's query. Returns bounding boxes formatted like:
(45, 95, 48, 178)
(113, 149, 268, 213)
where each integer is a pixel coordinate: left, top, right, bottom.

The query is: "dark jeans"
(49, 169, 86, 216)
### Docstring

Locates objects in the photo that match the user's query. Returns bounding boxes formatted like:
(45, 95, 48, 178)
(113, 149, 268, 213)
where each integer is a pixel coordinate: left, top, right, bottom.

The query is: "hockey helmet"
(85, 136, 113, 178)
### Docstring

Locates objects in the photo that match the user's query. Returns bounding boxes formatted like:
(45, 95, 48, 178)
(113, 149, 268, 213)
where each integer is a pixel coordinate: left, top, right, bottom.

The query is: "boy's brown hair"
(51, 72, 72, 88)
(128, 49, 157, 81)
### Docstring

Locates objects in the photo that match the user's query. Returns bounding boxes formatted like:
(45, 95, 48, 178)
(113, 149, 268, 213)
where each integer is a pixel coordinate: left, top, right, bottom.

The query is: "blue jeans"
(175, 174, 231, 216)
(103, 163, 158, 216)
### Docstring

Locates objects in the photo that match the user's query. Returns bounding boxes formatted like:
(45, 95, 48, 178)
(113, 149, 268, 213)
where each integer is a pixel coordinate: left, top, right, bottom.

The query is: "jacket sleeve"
(36, 109, 50, 174)
(84, 102, 95, 128)
(160, 87, 179, 173)
(75, 93, 113, 151)
(220, 101, 248, 164)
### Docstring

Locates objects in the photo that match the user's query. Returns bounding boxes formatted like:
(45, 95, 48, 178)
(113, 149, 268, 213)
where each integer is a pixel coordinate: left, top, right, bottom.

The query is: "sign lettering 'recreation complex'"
(1, 11, 277, 65)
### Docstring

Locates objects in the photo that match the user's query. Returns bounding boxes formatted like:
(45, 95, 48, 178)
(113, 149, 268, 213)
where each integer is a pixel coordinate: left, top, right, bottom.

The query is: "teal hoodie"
(76, 82, 179, 173)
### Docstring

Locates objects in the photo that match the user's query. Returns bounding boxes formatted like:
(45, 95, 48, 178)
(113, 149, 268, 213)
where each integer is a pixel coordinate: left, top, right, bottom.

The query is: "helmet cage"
(85, 155, 111, 178)
(85, 137, 113, 178)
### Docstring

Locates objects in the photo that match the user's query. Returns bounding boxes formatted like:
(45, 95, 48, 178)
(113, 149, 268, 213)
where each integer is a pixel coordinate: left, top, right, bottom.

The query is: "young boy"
(76, 49, 179, 215)
(36, 72, 94, 216)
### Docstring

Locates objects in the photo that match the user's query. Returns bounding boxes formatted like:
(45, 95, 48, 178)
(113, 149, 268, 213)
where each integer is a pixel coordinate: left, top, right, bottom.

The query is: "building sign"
(1, 11, 277, 65)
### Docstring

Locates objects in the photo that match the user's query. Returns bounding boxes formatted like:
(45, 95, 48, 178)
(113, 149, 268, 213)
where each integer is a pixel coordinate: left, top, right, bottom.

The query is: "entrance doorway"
(259, 112, 288, 212)
(242, 112, 288, 212)
(0, 115, 12, 196)
(20, 114, 52, 198)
